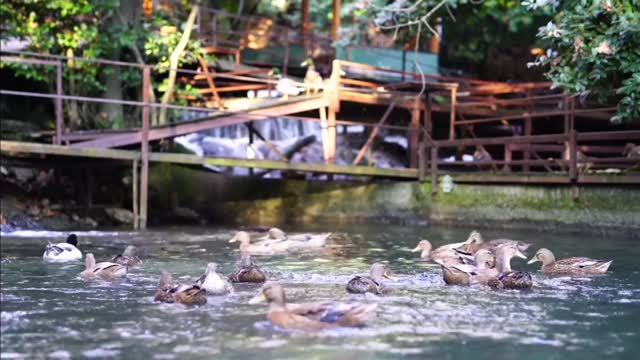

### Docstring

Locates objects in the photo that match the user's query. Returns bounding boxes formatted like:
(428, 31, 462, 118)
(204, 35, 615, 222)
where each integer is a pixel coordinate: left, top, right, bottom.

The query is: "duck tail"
(595, 260, 613, 273)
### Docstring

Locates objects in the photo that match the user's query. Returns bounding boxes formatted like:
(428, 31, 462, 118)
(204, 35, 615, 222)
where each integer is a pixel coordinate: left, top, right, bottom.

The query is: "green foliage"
(526, 0, 640, 122)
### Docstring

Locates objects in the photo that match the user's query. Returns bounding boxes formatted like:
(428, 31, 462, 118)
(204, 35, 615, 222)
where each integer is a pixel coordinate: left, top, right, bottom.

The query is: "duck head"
(267, 228, 287, 240)
(122, 245, 138, 257)
(301, 58, 315, 68)
(527, 248, 555, 266)
(85, 253, 96, 270)
(229, 231, 251, 245)
(158, 270, 175, 290)
(268, 68, 282, 80)
(370, 263, 392, 282)
(412, 240, 432, 259)
(205, 262, 219, 275)
(249, 281, 286, 307)
(495, 244, 527, 272)
(67, 234, 78, 246)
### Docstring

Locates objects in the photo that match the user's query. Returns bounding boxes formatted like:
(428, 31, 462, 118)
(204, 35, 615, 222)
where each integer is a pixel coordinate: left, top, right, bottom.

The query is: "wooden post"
(563, 93, 570, 134)
(55, 62, 63, 145)
(449, 86, 457, 140)
(140, 66, 151, 229)
(319, 107, 330, 163)
(523, 116, 532, 172)
(324, 59, 342, 164)
(302, 0, 310, 54)
(211, 14, 217, 46)
(283, 30, 290, 76)
(332, 0, 342, 41)
(418, 141, 426, 182)
(328, 107, 337, 164)
(430, 146, 438, 196)
(410, 100, 420, 168)
(132, 159, 139, 230)
(569, 129, 577, 181)
(504, 143, 512, 173)
(354, 102, 396, 165)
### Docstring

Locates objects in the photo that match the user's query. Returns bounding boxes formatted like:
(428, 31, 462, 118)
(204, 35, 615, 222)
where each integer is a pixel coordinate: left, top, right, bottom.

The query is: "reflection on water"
(1, 224, 639, 359)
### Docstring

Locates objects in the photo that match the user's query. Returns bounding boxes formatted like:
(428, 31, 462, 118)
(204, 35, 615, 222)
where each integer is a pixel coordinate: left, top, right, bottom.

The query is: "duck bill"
(411, 245, 421, 253)
(515, 249, 528, 260)
(228, 235, 237, 243)
(248, 292, 267, 304)
(527, 257, 539, 265)
(383, 271, 393, 280)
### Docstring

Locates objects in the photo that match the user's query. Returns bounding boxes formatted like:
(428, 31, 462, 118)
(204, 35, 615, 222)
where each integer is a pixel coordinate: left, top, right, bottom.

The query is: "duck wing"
(491, 271, 532, 289)
(346, 276, 382, 294)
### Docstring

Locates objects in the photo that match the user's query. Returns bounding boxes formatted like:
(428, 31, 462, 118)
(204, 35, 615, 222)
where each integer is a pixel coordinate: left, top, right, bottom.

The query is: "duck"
(195, 263, 234, 295)
(111, 245, 142, 267)
(228, 253, 267, 283)
(154, 271, 207, 306)
(257, 227, 331, 249)
(301, 58, 323, 95)
(623, 143, 640, 159)
(527, 248, 612, 275)
(486, 244, 533, 290)
(43, 233, 82, 262)
(435, 249, 498, 285)
(79, 253, 127, 281)
(268, 68, 302, 101)
(460, 230, 531, 254)
(249, 281, 377, 331)
(229, 231, 289, 255)
(411, 238, 472, 264)
(346, 263, 391, 294)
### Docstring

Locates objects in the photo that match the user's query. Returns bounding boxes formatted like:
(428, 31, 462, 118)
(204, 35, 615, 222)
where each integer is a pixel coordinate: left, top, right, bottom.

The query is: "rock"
(105, 207, 135, 224)
(82, 217, 98, 228)
(172, 207, 203, 223)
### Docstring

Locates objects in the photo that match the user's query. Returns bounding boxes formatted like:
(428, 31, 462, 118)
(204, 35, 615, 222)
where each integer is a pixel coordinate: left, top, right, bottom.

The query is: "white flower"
(538, 21, 562, 38)
(522, 0, 558, 10)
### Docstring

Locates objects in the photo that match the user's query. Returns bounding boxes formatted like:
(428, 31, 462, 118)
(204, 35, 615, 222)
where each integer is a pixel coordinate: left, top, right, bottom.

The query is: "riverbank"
(151, 164, 640, 238)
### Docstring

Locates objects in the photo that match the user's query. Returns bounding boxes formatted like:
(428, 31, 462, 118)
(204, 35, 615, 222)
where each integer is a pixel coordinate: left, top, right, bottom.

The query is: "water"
(1, 224, 639, 359)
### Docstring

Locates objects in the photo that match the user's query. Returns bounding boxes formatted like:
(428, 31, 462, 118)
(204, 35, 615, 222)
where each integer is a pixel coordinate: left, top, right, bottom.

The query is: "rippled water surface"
(1, 224, 639, 359)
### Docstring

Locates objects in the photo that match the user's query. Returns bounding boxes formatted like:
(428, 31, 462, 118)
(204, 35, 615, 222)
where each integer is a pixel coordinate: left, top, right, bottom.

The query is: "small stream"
(1, 224, 639, 359)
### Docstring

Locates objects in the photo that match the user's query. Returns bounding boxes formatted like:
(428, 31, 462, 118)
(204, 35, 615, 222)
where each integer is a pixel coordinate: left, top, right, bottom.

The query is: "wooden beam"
(332, 0, 341, 41)
(140, 66, 151, 229)
(353, 102, 396, 165)
(409, 101, 420, 167)
(0, 140, 139, 160)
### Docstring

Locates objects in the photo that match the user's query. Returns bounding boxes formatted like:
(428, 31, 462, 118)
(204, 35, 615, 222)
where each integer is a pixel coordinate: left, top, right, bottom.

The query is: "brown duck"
(111, 245, 143, 267)
(527, 248, 612, 275)
(228, 253, 267, 283)
(487, 244, 532, 290)
(249, 281, 377, 331)
(154, 271, 207, 306)
(79, 253, 127, 281)
(412, 238, 471, 265)
(436, 249, 497, 285)
(461, 231, 531, 254)
(346, 263, 391, 294)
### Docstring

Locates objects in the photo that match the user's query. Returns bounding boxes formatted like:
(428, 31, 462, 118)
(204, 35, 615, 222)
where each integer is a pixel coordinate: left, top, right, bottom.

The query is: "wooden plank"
(0, 140, 139, 160)
(71, 96, 329, 149)
(434, 133, 567, 147)
(148, 152, 419, 178)
(577, 130, 640, 141)
(139, 66, 151, 229)
(353, 102, 396, 165)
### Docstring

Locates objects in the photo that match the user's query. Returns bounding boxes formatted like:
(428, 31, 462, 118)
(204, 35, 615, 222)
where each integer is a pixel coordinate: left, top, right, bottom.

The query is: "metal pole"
(140, 66, 151, 229)
(55, 62, 63, 145)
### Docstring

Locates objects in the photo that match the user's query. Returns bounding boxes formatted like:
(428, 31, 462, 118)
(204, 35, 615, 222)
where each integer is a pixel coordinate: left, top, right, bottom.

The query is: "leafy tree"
(525, 0, 639, 122)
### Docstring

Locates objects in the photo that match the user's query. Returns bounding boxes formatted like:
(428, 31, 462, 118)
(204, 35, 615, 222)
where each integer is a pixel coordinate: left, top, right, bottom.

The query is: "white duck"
(195, 262, 234, 295)
(269, 68, 302, 101)
(43, 234, 82, 262)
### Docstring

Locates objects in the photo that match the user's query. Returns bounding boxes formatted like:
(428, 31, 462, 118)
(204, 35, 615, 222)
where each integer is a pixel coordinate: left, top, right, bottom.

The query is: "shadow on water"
(1, 224, 639, 359)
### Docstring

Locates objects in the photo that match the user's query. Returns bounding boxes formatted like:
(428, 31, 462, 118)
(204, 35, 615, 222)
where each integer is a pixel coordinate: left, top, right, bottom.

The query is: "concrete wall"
(150, 164, 640, 236)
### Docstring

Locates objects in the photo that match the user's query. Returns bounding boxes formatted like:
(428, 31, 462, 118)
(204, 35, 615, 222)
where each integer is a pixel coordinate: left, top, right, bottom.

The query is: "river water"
(1, 224, 638, 359)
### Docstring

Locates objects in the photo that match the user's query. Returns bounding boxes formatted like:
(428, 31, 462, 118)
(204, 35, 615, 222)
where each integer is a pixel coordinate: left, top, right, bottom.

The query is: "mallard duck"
(436, 249, 498, 285)
(268, 68, 302, 101)
(461, 231, 531, 254)
(257, 227, 331, 248)
(111, 245, 142, 267)
(249, 281, 377, 331)
(228, 253, 267, 283)
(229, 231, 288, 255)
(301, 58, 323, 95)
(196, 263, 234, 295)
(346, 263, 390, 294)
(154, 271, 207, 306)
(486, 244, 532, 290)
(411, 238, 471, 264)
(527, 248, 612, 275)
(79, 253, 127, 281)
(43, 234, 82, 262)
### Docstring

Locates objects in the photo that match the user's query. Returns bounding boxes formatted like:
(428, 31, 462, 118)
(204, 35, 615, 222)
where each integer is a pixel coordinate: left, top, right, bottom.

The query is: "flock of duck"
(42, 229, 613, 332)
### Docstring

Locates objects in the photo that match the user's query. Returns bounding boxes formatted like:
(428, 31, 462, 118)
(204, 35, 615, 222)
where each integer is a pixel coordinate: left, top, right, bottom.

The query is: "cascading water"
(174, 116, 410, 178)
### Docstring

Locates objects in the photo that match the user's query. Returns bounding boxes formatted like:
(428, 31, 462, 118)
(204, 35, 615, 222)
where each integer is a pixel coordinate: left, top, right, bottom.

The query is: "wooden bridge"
(1, 30, 639, 228)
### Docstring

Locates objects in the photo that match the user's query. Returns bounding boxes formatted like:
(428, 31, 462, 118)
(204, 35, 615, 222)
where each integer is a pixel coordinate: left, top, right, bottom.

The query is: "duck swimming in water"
(79, 253, 127, 281)
(111, 245, 143, 267)
(486, 244, 533, 290)
(154, 271, 207, 306)
(43, 234, 82, 262)
(460, 231, 531, 254)
(249, 281, 377, 331)
(346, 263, 391, 295)
(436, 249, 498, 285)
(411, 238, 472, 265)
(527, 248, 612, 275)
(196, 263, 234, 295)
(228, 253, 267, 283)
